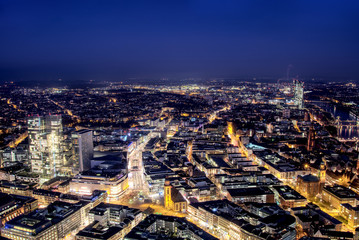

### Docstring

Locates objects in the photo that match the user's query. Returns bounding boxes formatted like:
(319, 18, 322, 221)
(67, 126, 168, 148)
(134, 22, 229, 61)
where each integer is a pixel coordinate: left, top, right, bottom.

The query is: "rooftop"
(324, 185, 357, 199)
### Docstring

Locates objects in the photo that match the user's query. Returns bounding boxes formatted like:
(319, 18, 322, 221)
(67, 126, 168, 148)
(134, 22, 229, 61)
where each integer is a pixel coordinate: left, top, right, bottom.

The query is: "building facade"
(294, 79, 304, 109)
(28, 115, 63, 181)
(72, 129, 94, 173)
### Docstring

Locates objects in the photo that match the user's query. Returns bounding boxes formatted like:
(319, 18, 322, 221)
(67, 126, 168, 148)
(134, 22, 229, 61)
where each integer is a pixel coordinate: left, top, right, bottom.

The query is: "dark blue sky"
(1, 0, 359, 82)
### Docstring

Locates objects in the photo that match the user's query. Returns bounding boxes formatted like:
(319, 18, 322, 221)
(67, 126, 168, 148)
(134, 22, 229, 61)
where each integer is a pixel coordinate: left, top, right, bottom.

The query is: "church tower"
(164, 180, 172, 209)
(307, 124, 316, 151)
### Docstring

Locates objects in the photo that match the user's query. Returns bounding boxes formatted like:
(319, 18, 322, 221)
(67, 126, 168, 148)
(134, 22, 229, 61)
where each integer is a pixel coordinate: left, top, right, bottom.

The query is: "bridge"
(335, 118, 359, 127)
(335, 117, 359, 141)
(307, 101, 358, 141)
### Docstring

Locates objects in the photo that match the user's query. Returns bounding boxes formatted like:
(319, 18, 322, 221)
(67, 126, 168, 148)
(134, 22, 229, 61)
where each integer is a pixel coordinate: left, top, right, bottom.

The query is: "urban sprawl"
(0, 80, 359, 240)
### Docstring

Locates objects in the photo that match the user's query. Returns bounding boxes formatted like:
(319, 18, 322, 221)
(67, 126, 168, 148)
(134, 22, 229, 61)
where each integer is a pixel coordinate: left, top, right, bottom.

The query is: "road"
(128, 141, 146, 191)
(127, 130, 161, 192)
(127, 122, 173, 193)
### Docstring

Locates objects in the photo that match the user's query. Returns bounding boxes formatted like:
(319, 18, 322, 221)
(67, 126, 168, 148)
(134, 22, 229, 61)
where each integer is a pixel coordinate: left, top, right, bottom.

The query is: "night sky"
(1, 0, 359, 83)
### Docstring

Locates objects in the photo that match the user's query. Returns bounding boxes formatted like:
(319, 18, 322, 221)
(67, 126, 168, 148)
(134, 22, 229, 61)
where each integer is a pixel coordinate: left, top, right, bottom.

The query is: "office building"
(28, 115, 63, 181)
(72, 129, 94, 173)
(294, 79, 304, 109)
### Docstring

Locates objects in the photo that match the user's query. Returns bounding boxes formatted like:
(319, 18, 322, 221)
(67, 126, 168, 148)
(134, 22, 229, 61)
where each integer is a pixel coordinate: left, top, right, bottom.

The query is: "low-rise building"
(272, 185, 307, 209)
(33, 189, 107, 208)
(76, 221, 123, 240)
(291, 203, 342, 234)
(143, 157, 175, 196)
(89, 203, 143, 227)
(70, 160, 128, 200)
(297, 174, 321, 199)
(314, 229, 353, 239)
(77, 203, 144, 240)
(214, 172, 281, 197)
(322, 185, 357, 211)
(0, 193, 38, 227)
(166, 176, 218, 202)
(340, 203, 359, 229)
(1, 201, 90, 240)
(226, 186, 275, 204)
(252, 150, 310, 182)
(124, 214, 218, 240)
(188, 199, 296, 240)
(0, 180, 36, 197)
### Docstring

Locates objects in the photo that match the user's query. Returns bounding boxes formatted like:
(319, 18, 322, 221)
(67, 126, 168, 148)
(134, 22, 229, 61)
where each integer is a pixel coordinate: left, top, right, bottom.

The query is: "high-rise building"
(71, 129, 94, 173)
(28, 115, 63, 181)
(294, 79, 304, 109)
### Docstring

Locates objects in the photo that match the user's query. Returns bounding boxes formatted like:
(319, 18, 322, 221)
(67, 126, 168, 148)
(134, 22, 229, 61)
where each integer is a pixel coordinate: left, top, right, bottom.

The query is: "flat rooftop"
(324, 185, 357, 199)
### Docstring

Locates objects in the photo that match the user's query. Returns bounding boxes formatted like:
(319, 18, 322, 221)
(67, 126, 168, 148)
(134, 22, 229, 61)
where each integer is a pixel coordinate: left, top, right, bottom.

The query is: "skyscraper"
(294, 79, 304, 109)
(28, 115, 63, 181)
(72, 129, 94, 173)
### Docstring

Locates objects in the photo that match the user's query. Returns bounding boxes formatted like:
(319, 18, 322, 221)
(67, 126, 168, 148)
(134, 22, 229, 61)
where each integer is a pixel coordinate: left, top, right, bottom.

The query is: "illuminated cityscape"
(1, 1, 359, 240)
(0, 81, 358, 240)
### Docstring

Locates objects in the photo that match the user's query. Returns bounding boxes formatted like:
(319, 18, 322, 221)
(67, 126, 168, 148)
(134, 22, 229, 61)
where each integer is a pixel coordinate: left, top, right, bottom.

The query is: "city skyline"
(1, 1, 359, 240)
(0, 80, 359, 239)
